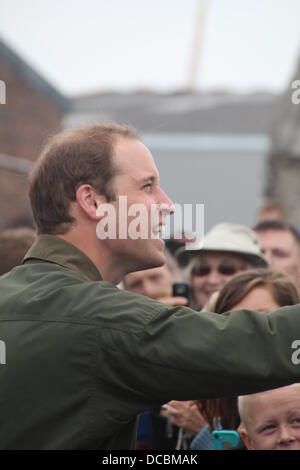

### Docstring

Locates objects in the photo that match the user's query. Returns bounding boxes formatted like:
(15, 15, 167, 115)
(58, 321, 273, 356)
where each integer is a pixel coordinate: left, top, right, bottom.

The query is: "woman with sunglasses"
(177, 223, 267, 311)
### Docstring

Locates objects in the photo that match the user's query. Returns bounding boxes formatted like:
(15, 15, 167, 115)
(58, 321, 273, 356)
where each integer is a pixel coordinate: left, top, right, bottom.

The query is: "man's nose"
(158, 188, 174, 215)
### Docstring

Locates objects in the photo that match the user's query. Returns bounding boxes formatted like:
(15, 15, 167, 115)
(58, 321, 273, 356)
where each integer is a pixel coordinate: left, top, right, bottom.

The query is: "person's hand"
(160, 400, 207, 435)
(157, 296, 188, 307)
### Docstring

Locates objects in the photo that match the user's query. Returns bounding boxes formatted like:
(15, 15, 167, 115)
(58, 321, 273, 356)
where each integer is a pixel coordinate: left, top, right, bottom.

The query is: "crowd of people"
(122, 217, 300, 450)
(0, 122, 300, 450)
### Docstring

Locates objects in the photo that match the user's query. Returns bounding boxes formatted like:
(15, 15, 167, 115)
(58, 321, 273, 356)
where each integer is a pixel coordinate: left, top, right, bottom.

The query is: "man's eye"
(143, 184, 153, 192)
(273, 250, 289, 258)
(292, 418, 300, 425)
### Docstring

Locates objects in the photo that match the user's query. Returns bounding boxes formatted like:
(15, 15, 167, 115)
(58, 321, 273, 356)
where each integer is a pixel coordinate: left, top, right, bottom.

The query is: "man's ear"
(76, 184, 106, 221)
(239, 426, 253, 450)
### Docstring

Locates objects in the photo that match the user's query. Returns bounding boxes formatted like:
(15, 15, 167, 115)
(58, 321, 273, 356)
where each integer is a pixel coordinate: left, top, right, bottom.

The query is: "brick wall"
(0, 55, 65, 160)
(0, 169, 33, 230)
(0, 48, 67, 228)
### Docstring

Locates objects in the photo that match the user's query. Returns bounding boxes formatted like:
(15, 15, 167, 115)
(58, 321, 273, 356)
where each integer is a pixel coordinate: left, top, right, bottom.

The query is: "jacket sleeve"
(96, 290, 300, 406)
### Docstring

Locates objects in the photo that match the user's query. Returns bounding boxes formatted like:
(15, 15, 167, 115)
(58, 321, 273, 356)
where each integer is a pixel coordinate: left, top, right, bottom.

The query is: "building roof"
(66, 89, 280, 135)
(0, 37, 69, 112)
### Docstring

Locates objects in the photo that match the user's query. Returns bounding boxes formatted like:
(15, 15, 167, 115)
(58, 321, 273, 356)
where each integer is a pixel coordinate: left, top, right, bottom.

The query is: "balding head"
(238, 384, 300, 450)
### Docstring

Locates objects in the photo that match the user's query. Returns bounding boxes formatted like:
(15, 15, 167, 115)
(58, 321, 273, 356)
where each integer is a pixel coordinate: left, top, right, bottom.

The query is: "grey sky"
(1, 0, 300, 96)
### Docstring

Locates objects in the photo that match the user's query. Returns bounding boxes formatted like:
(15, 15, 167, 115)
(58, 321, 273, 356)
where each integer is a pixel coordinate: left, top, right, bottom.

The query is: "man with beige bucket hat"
(176, 223, 267, 310)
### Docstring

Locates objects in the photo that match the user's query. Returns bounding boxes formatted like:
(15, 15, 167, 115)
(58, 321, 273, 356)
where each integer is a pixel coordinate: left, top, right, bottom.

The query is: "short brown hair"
(29, 122, 138, 234)
(0, 228, 36, 275)
(253, 219, 300, 248)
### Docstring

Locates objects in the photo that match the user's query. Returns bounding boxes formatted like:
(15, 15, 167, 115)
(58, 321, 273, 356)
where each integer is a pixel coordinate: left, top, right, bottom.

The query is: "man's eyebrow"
(140, 175, 158, 184)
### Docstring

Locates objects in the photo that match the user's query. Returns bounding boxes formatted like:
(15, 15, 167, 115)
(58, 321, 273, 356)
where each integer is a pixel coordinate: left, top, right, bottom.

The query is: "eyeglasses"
(191, 263, 241, 277)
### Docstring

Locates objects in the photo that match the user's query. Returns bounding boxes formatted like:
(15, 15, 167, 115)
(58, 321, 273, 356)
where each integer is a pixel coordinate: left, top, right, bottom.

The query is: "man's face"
(241, 385, 300, 450)
(256, 229, 300, 284)
(123, 265, 173, 299)
(102, 138, 174, 273)
(191, 252, 247, 307)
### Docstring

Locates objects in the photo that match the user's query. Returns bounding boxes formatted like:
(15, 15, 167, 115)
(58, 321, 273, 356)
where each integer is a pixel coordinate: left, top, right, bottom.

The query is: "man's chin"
(140, 244, 166, 270)
(125, 238, 166, 273)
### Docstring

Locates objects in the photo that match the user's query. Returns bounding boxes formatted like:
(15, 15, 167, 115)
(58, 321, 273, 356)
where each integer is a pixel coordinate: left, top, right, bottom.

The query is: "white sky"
(1, 0, 300, 96)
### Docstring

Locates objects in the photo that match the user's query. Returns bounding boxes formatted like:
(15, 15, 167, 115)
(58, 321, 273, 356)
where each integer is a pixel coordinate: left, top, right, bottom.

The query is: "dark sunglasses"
(191, 263, 240, 277)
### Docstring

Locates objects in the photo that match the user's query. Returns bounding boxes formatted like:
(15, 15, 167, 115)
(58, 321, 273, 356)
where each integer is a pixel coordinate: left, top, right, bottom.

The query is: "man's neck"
(57, 231, 125, 285)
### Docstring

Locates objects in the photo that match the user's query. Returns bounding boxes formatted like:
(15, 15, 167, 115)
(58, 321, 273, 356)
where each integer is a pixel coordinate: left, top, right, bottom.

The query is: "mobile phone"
(172, 282, 191, 304)
(211, 430, 241, 450)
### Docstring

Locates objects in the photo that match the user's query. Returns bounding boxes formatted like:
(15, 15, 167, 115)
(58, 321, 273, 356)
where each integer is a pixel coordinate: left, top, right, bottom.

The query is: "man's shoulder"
(87, 281, 168, 331)
(0, 261, 168, 334)
(70, 278, 168, 336)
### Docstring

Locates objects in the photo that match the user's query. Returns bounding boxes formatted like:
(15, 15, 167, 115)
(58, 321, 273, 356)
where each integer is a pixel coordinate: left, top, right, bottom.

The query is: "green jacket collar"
(23, 234, 102, 282)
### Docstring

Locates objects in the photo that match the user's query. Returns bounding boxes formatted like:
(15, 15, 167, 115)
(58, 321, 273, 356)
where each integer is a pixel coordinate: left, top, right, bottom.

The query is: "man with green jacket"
(0, 123, 299, 449)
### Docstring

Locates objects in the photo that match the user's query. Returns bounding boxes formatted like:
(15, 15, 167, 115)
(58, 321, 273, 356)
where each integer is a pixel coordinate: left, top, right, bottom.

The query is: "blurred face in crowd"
(231, 286, 280, 313)
(191, 252, 247, 307)
(123, 264, 173, 299)
(105, 138, 174, 273)
(240, 384, 300, 450)
(257, 208, 284, 223)
(255, 229, 300, 284)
